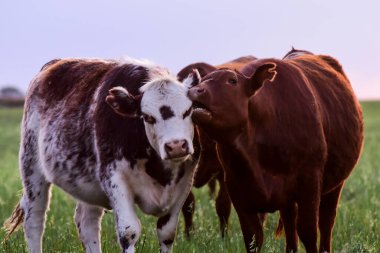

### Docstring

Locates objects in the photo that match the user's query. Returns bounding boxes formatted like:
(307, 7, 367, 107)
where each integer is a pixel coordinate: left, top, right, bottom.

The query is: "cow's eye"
(142, 113, 156, 124)
(183, 107, 192, 119)
(228, 78, 237, 85)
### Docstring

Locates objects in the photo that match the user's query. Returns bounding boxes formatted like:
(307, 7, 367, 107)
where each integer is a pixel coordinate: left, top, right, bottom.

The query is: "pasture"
(0, 101, 379, 253)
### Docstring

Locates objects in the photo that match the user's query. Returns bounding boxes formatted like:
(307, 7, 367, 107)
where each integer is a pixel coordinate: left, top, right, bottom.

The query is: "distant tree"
(0, 85, 24, 107)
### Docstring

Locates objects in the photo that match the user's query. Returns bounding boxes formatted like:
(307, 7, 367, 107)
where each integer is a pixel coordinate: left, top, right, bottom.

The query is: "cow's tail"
(274, 217, 284, 239)
(3, 201, 24, 240)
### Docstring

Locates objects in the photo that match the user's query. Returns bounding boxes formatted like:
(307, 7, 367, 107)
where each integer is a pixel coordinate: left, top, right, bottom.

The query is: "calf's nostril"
(164, 143, 173, 152)
(181, 140, 188, 151)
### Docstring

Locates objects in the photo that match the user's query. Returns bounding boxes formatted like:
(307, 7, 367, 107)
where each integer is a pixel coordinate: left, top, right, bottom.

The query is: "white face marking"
(140, 78, 194, 161)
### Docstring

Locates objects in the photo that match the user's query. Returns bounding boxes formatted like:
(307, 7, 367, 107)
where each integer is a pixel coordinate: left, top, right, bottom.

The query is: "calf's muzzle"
(164, 139, 189, 159)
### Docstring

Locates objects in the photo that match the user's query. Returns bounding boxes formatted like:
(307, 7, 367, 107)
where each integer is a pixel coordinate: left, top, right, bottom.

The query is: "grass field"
(0, 102, 379, 253)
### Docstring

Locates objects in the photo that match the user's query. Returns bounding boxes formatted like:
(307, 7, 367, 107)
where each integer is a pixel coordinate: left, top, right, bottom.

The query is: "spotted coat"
(6, 57, 200, 253)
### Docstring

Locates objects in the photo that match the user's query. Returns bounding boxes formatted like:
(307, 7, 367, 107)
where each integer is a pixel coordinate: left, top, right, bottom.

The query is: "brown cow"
(178, 56, 257, 237)
(188, 49, 364, 253)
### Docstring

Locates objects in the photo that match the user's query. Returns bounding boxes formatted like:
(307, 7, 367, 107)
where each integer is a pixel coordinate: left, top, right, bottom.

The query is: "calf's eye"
(142, 113, 156, 124)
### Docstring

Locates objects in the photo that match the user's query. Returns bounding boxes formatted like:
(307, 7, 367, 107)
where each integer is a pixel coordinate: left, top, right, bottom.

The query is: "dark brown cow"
(188, 49, 364, 253)
(178, 56, 257, 236)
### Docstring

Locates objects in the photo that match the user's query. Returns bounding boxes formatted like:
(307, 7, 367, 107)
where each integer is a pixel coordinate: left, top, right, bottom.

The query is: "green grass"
(0, 102, 379, 253)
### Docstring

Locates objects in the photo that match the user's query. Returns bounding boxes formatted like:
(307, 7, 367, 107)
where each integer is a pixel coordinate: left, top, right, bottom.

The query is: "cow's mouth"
(192, 101, 212, 118)
(167, 154, 191, 162)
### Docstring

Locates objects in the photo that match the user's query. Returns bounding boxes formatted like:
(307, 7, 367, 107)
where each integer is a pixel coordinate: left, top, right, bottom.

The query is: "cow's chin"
(165, 154, 191, 163)
(192, 108, 212, 124)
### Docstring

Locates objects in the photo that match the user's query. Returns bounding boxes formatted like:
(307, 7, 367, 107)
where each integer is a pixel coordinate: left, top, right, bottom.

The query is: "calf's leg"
(101, 168, 141, 253)
(21, 177, 51, 253)
(18, 129, 52, 253)
(74, 202, 104, 253)
(156, 212, 181, 253)
(181, 191, 195, 238)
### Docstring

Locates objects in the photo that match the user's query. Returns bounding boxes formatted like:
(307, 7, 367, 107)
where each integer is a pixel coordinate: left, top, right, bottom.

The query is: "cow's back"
(217, 56, 257, 71)
(31, 59, 115, 112)
(290, 55, 363, 191)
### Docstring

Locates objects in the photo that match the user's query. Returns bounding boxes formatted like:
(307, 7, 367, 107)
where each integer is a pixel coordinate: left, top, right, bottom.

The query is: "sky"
(0, 0, 379, 100)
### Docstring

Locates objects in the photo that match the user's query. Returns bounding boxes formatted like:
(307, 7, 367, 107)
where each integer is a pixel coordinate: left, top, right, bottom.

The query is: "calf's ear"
(177, 62, 217, 81)
(182, 69, 201, 88)
(247, 62, 277, 96)
(106, 86, 142, 117)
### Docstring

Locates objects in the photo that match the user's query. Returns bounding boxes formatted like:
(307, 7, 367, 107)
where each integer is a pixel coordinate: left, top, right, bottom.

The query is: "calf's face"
(188, 62, 277, 131)
(140, 79, 194, 161)
(106, 76, 196, 162)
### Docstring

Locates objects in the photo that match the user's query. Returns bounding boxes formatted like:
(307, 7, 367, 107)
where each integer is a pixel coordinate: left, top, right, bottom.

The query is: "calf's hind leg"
(318, 183, 344, 253)
(20, 146, 52, 252)
(7, 126, 52, 253)
(74, 202, 104, 253)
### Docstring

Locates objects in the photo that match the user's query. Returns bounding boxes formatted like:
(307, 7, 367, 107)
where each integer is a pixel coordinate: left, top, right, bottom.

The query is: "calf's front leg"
(156, 211, 181, 253)
(101, 167, 140, 253)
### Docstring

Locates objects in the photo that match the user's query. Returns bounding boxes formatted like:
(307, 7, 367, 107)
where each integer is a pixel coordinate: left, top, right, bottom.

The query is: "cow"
(187, 49, 364, 253)
(178, 56, 257, 237)
(4, 57, 200, 253)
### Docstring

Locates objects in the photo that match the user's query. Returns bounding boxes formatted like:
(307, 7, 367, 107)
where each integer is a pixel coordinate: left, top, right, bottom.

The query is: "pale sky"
(1, 0, 379, 100)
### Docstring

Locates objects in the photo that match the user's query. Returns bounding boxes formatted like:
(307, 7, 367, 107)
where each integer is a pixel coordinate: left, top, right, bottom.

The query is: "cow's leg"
(235, 209, 263, 253)
(74, 202, 104, 253)
(208, 178, 217, 197)
(181, 191, 195, 238)
(156, 212, 181, 253)
(215, 179, 231, 237)
(101, 168, 140, 253)
(280, 202, 298, 253)
(19, 129, 52, 253)
(296, 176, 320, 253)
(20, 176, 51, 253)
(318, 183, 344, 253)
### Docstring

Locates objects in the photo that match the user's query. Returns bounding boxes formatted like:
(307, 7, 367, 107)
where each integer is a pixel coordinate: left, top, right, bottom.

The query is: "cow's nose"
(188, 86, 206, 99)
(164, 139, 189, 159)
(195, 87, 205, 94)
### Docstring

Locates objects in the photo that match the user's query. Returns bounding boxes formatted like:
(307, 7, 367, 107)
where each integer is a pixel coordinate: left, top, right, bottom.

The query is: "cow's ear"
(106, 86, 142, 117)
(247, 62, 277, 96)
(182, 69, 201, 88)
(177, 62, 217, 81)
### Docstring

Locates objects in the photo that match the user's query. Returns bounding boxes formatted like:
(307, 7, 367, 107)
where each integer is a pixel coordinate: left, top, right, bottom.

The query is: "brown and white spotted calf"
(4, 58, 200, 253)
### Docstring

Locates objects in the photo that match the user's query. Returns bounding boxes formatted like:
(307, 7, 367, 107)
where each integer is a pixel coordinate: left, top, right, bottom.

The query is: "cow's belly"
(56, 177, 110, 208)
(38, 129, 110, 208)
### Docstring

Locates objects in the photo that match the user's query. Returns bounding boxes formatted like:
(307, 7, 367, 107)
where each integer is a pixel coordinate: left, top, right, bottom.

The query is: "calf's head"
(188, 62, 277, 133)
(106, 70, 198, 162)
